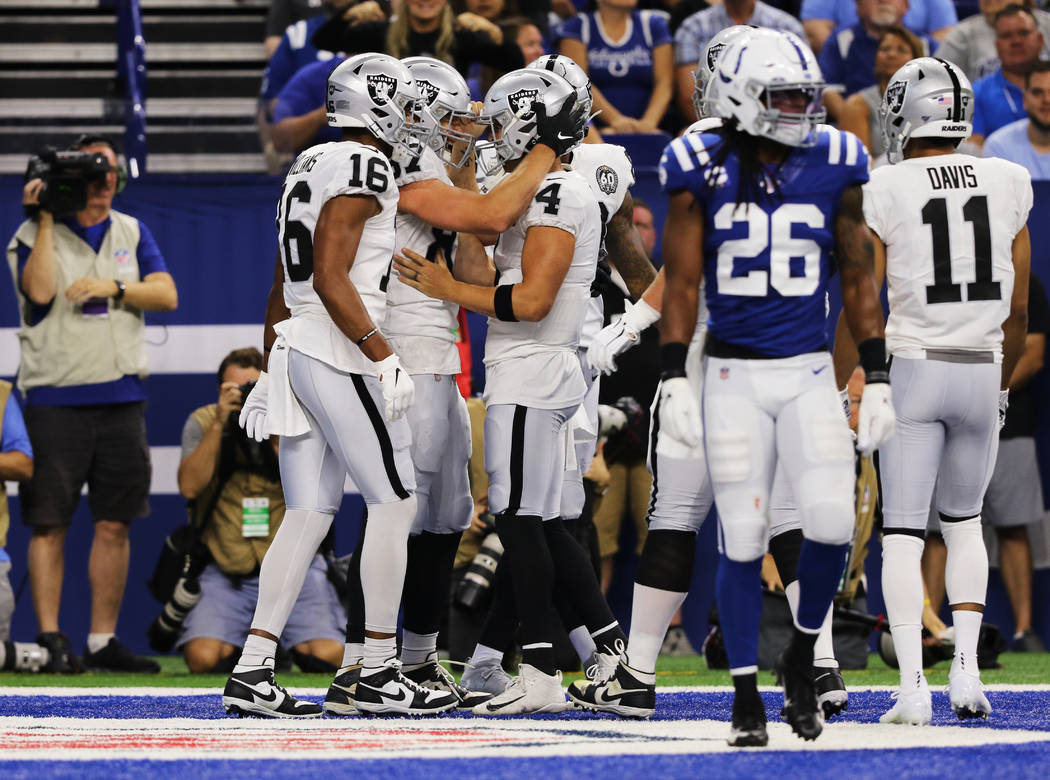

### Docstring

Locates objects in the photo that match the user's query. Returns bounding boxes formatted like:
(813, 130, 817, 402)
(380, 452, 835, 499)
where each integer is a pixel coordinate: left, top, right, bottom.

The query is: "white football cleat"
(472, 663, 567, 715)
(949, 673, 992, 720)
(880, 681, 932, 725)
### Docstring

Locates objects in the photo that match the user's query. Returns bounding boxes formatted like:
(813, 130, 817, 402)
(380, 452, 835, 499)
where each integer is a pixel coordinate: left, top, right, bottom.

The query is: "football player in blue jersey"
(656, 29, 897, 746)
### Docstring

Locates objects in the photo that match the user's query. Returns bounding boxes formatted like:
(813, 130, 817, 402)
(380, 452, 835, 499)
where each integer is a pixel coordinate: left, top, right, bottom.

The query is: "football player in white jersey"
(396, 68, 604, 715)
(573, 27, 849, 722)
(331, 56, 588, 712)
(833, 57, 1032, 725)
(221, 53, 457, 718)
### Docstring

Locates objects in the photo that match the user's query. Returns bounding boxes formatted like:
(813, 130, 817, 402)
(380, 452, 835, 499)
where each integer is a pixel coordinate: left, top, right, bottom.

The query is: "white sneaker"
(461, 655, 512, 696)
(880, 681, 933, 725)
(472, 663, 567, 715)
(949, 673, 991, 720)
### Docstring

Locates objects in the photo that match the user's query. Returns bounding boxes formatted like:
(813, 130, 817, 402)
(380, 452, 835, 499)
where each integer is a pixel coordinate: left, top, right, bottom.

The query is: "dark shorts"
(21, 402, 151, 527)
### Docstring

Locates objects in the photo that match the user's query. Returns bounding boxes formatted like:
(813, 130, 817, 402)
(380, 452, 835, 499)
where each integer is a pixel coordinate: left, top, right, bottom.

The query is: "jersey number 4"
(922, 195, 1000, 304)
(714, 203, 824, 297)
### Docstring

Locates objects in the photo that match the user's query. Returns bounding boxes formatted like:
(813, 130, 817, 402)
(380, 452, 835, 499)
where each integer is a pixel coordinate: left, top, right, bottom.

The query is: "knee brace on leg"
(940, 516, 988, 607)
(636, 529, 696, 593)
(720, 515, 768, 563)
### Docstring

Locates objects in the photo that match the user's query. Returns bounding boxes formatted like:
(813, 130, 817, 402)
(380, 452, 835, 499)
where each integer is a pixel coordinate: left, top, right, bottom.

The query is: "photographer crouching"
(7, 135, 177, 673)
(173, 348, 345, 673)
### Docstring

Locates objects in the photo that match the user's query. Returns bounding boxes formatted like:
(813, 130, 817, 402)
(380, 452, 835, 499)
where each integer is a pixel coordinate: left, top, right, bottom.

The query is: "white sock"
(360, 496, 417, 636)
(250, 509, 334, 636)
(86, 633, 115, 655)
(785, 580, 837, 667)
(470, 643, 503, 665)
(363, 636, 397, 673)
(237, 634, 277, 670)
(401, 630, 438, 666)
(951, 609, 984, 678)
(341, 642, 364, 667)
(569, 626, 597, 663)
(882, 534, 926, 692)
(627, 584, 686, 675)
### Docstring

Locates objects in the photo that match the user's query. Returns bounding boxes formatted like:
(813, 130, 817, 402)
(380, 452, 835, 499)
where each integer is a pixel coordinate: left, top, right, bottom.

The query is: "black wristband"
(494, 284, 517, 322)
(661, 343, 689, 380)
(356, 327, 379, 346)
(857, 338, 889, 384)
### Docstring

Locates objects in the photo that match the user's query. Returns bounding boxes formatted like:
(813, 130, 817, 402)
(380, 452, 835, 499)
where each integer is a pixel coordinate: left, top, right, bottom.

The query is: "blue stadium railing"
(113, 0, 147, 177)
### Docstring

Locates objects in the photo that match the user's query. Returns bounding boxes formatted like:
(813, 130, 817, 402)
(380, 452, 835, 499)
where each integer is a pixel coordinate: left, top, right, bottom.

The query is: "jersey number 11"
(922, 195, 1001, 305)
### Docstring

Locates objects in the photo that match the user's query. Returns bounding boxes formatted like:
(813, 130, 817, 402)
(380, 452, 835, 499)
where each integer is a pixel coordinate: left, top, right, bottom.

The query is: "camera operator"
(6, 135, 178, 673)
(175, 348, 345, 674)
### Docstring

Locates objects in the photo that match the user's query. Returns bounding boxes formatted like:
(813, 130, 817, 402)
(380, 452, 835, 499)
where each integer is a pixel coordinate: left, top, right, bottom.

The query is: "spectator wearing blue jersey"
(800, 0, 956, 52)
(8, 135, 178, 675)
(971, 4, 1046, 146)
(265, 0, 328, 57)
(818, 0, 927, 122)
(557, 0, 673, 133)
(984, 62, 1050, 178)
(673, 0, 806, 122)
(0, 381, 33, 649)
(271, 56, 345, 155)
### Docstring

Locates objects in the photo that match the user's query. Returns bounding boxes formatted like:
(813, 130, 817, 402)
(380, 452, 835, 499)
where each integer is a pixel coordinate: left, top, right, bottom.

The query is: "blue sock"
(796, 540, 849, 631)
(715, 554, 763, 672)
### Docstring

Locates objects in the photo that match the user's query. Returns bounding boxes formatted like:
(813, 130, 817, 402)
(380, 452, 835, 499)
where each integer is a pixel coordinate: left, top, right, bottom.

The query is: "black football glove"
(532, 97, 587, 157)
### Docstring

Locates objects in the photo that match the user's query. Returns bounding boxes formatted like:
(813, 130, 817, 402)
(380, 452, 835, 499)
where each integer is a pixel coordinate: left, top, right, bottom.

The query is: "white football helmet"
(326, 53, 425, 154)
(712, 28, 826, 147)
(693, 25, 756, 119)
(881, 57, 974, 165)
(479, 68, 578, 174)
(528, 54, 593, 118)
(402, 56, 478, 168)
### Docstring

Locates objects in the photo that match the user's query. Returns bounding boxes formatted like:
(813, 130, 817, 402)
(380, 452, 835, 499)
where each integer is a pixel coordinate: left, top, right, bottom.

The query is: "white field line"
(3, 684, 1050, 697)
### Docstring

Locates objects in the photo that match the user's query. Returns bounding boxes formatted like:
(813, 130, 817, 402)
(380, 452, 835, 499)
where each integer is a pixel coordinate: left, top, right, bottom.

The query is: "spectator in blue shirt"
(818, 0, 928, 121)
(984, 61, 1050, 178)
(673, 0, 806, 121)
(557, 0, 673, 133)
(271, 56, 345, 155)
(801, 0, 956, 52)
(971, 4, 1046, 146)
(8, 135, 177, 675)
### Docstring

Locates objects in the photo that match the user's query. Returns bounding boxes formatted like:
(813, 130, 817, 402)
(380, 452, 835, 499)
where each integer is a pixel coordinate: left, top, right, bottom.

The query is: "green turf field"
(2, 652, 1048, 688)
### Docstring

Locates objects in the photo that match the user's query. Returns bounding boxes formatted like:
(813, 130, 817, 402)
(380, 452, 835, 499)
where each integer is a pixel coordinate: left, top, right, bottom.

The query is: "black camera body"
(24, 147, 113, 217)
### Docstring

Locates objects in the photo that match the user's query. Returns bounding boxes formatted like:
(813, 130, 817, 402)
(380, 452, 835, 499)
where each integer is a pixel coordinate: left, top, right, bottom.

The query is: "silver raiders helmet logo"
(417, 79, 439, 107)
(706, 42, 726, 72)
(885, 80, 907, 114)
(508, 88, 539, 115)
(595, 164, 618, 196)
(367, 73, 398, 105)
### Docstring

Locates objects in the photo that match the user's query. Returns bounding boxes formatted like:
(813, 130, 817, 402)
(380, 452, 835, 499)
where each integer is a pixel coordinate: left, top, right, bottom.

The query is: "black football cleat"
(403, 656, 493, 710)
(776, 650, 823, 741)
(223, 665, 322, 718)
(568, 661, 655, 719)
(728, 689, 768, 747)
(814, 665, 848, 719)
(353, 658, 458, 716)
(323, 664, 361, 716)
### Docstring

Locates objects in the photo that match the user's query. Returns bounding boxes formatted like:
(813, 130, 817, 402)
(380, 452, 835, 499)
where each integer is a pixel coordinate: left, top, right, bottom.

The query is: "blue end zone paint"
(4, 744, 1050, 780)
(4, 690, 1050, 731)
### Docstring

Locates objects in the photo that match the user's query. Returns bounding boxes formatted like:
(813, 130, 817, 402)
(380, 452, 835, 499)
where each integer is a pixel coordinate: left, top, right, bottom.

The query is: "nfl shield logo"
(508, 88, 539, 116)
(367, 73, 397, 105)
(719, 367, 729, 380)
(885, 80, 907, 114)
(114, 248, 130, 265)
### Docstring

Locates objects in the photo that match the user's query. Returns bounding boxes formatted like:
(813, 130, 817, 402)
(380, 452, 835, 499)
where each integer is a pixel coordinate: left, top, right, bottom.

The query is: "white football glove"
(376, 354, 414, 421)
(589, 299, 661, 375)
(998, 389, 1009, 431)
(856, 381, 896, 454)
(238, 370, 270, 443)
(658, 376, 702, 448)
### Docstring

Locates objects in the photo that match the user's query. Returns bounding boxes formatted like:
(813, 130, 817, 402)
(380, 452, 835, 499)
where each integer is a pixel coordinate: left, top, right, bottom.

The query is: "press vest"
(6, 211, 149, 393)
(187, 405, 286, 576)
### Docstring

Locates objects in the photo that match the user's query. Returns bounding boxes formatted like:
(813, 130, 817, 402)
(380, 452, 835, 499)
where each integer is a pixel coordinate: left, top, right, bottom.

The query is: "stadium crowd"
(1, 0, 1049, 748)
